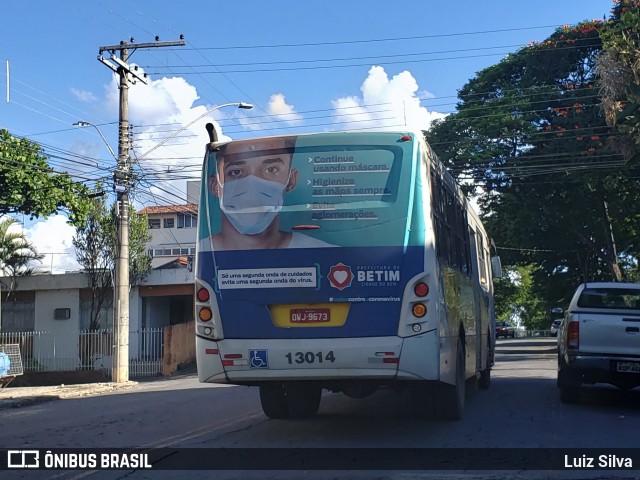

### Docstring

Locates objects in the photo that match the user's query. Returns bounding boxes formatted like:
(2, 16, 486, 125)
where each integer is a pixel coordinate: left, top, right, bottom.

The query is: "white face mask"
(219, 175, 287, 235)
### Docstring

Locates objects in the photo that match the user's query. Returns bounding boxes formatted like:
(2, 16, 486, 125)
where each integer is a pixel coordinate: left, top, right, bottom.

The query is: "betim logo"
(327, 263, 353, 290)
(7, 450, 40, 468)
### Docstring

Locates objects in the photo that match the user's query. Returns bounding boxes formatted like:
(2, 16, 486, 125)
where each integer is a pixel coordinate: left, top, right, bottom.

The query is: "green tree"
(0, 217, 44, 295)
(0, 129, 91, 225)
(598, 0, 640, 161)
(426, 18, 640, 320)
(73, 195, 151, 330)
(72, 196, 113, 330)
(494, 264, 559, 330)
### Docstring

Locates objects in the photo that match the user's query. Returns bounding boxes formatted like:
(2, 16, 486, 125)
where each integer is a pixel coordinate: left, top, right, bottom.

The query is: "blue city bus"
(195, 129, 501, 420)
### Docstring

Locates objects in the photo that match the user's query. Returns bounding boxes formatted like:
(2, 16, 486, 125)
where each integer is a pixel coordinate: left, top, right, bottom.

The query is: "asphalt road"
(1, 338, 639, 480)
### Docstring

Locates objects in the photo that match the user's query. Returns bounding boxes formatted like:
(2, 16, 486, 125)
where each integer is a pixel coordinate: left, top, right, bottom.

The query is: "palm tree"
(0, 217, 43, 295)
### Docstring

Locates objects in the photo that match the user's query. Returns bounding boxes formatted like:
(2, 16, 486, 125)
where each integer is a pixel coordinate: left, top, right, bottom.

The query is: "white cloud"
(22, 215, 80, 274)
(25, 74, 253, 266)
(332, 66, 446, 131)
(102, 74, 254, 205)
(70, 88, 97, 103)
(267, 93, 303, 125)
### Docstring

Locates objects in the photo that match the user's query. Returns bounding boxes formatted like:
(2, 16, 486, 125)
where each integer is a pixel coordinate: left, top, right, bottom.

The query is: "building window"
(152, 245, 195, 257)
(163, 217, 175, 229)
(0, 301, 35, 332)
(148, 218, 161, 229)
(177, 213, 197, 228)
(80, 298, 113, 330)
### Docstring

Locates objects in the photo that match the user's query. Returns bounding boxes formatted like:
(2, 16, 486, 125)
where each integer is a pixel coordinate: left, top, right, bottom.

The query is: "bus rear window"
(201, 133, 414, 248)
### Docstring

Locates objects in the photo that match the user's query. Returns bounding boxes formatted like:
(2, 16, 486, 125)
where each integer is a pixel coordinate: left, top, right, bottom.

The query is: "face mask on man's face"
(219, 175, 288, 235)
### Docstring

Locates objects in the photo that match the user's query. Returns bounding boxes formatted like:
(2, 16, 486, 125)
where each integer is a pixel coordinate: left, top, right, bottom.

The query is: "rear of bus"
(195, 131, 441, 416)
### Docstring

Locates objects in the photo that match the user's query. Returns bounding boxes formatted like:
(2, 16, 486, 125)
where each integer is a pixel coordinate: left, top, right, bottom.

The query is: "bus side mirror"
(491, 256, 503, 279)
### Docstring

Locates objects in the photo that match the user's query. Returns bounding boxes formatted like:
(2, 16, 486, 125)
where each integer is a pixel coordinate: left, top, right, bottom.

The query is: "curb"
(0, 382, 138, 410)
(0, 395, 59, 409)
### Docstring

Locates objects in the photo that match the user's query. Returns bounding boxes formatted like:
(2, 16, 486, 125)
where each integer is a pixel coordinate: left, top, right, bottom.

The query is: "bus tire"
(285, 383, 322, 418)
(409, 382, 437, 419)
(436, 338, 465, 420)
(479, 333, 492, 390)
(478, 364, 491, 390)
(259, 383, 290, 419)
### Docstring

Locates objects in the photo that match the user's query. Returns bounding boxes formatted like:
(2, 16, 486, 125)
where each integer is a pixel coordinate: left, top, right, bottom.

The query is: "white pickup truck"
(557, 282, 640, 403)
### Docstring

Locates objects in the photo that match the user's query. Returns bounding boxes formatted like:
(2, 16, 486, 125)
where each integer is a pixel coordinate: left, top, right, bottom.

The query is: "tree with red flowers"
(426, 17, 640, 328)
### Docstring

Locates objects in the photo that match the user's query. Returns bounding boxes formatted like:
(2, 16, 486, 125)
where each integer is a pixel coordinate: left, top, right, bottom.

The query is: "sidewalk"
(0, 365, 197, 410)
(0, 381, 139, 410)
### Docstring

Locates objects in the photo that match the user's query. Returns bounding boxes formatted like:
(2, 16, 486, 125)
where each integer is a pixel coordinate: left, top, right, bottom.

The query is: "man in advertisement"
(199, 136, 335, 251)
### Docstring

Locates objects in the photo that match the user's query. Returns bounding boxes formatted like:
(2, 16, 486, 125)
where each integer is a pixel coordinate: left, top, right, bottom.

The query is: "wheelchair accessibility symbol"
(249, 350, 269, 369)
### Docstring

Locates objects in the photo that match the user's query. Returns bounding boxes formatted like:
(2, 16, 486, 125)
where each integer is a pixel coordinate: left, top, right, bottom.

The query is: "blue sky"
(0, 0, 612, 271)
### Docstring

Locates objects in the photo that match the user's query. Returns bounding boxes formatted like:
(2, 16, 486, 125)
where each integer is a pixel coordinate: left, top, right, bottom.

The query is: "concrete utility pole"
(97, 36, 185, 383)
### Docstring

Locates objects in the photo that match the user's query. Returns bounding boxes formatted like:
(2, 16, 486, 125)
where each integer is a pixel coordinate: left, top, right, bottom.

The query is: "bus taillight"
(414, 282, 429, 297)
(567, 320, 579, 349)
(197, 288, 210, 302)
(412, 303, 427, 318)
(199, 307, 213, 322)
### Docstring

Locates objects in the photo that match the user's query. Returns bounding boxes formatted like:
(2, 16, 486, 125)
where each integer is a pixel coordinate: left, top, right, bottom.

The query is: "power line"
(146, 41, 602, 75)
(171, 24, 577, 50)
(145, 39, 600, 70)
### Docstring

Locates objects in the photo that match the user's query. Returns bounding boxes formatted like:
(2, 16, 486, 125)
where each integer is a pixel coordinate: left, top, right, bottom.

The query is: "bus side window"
(430, 168, 471, 277)
(477, 233, 488, 285)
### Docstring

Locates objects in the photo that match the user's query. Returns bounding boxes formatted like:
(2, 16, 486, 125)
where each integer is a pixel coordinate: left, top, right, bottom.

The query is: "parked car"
(557, 282, 640, 404)
(549, 319, 562, 337)
(495, 321, 515, 338)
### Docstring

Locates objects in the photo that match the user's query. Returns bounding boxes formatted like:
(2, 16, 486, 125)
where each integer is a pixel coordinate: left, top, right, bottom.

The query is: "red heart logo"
(328, 263, 353, 290)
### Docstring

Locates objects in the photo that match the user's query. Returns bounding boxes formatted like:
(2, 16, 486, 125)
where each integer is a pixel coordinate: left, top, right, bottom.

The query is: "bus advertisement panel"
(196, 132, 426, 340)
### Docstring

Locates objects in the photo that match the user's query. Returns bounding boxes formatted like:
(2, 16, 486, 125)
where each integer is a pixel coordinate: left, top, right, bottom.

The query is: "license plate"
(290, 308, 330, 324)
(616, 361, 640, 373)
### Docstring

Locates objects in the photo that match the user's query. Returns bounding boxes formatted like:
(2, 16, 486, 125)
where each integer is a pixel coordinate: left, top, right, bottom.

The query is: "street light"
(72, 121, 118, 161)
(74, 102, 252, 383)
(138, 102, 253, 161)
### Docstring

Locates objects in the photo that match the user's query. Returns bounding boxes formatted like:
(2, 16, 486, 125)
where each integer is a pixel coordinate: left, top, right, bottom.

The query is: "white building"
(140, 181, 200, 270)
(0, 182, 202, 373)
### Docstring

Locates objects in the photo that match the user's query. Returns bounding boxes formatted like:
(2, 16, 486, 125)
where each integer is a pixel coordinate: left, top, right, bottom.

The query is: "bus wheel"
(436, 338, 465, 420)
(409, 382, 437, 419)
(479, 334, 492, 390)
(259, 383, 290, 419)
(478, 364, 491, 390)
(285, 383, 322, 418)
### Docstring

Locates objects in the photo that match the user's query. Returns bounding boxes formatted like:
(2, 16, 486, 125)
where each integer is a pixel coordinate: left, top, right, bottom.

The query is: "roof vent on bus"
(206, 123, 220, 151)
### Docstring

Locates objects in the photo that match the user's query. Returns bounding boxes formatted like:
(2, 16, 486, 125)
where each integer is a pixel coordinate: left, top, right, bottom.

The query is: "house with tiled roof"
(139, 182, 200, 269)
(0, 182, 203, 379)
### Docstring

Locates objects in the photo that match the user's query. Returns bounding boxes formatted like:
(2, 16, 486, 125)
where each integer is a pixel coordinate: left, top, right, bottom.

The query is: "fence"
(0, 328, 164, 378)
(513, 329, 555, 338)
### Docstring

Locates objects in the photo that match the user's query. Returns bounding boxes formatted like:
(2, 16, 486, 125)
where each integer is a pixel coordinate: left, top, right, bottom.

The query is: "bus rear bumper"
(197, 331, 439, 384)
(196, 335, 227, 384)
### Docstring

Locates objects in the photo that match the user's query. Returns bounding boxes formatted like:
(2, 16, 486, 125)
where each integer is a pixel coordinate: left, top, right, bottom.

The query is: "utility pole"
(97, 36, 184, 383)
